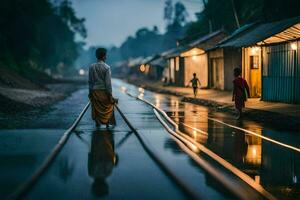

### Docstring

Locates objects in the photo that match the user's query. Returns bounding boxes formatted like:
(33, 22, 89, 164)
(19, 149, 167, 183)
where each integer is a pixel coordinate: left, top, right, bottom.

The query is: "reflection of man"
(88, 130, 117, 197)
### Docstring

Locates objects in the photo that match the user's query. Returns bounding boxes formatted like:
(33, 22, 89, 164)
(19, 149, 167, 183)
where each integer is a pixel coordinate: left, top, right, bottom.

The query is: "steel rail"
(153, 109, 276, 200)
(126, 89, 300, 154)
(154, 109, 251, 200)
(8, 102, 91, 200)
(114, 104, 201, 199)
(124, 91, 276, 200)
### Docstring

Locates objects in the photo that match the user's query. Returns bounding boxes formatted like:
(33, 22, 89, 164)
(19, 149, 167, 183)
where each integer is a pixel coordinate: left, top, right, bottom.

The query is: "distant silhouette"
(88, 129, 118, 197)
(232, 68, 250, 119)
(88, 48, 117, 128)
(188, 73, 201, 98)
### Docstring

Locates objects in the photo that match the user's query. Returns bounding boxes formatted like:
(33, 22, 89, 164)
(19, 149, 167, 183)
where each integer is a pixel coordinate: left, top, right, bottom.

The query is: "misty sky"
(71, 0, 203, 47)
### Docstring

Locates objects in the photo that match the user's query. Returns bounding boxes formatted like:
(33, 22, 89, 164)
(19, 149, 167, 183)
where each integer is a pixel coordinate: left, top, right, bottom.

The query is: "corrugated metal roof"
(219, 16, 300, 48)
(164, 30, 226, 58)
(188, 30, 226, 47)
(152, 56, 167, 66)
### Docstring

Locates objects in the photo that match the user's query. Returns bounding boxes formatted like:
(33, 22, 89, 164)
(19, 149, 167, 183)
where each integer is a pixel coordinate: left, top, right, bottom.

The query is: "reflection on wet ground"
(27, 96, 187, 199)
(0, 129, 63, 198)
(0, 88, 90, 199)
(2, 79, 299, 199)
(114, 79, 300, 200)
(88, 129, 117, 197)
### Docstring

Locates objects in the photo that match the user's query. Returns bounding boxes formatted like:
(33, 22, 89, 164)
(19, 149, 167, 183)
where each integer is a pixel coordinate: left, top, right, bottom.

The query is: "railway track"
(8, 84, 292, 200)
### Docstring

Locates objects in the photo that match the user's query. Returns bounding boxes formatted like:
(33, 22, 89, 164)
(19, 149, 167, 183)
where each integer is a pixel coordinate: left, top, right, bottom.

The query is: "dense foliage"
(186, 0, 300, 39)
(0, 0, 86, 75)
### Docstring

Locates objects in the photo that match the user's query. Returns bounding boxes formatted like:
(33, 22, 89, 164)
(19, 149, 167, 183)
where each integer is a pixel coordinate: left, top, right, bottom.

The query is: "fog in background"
(71, 0, 203, 47)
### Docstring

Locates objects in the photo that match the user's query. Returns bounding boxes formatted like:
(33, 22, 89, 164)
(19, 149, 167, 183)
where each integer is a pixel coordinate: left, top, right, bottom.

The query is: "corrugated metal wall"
(262, 40, 300, 103)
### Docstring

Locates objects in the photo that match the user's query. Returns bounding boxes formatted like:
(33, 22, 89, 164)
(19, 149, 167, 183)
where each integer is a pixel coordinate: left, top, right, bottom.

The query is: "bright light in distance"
(78, 69, 85, 76)
(138, 87, 145, 94)
(120, 86, 127, 93)
(140, 64, 146, 72)
(291, 42, 297, 50)
(251, 47, 259, 54)
(192, 55, 198, 61)
(155, 99, 160, 107)
(138, 93, 144, 99)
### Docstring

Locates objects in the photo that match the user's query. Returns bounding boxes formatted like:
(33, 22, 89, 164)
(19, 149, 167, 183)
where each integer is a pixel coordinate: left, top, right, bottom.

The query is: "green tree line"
(186, 0, 300, 41)
(0, 0, 86, 76)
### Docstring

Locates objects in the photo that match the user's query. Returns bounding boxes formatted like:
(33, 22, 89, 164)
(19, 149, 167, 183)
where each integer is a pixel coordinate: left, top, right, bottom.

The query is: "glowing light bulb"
(78, 69, 85, 76)
(291, 43, 297, 50)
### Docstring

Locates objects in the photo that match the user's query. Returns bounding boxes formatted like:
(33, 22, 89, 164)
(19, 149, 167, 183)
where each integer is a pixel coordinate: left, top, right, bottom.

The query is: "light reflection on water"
(114, 80, 300, 199)
(136, 86, 300, 200)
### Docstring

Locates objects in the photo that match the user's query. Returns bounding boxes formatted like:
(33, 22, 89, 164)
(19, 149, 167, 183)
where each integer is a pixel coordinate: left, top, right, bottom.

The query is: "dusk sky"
(71, 0, 203, 47)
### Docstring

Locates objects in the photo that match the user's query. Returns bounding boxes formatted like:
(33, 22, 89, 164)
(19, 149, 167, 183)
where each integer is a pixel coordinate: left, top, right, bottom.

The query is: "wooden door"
(212, 58, 224, 90)
(245, 48, 262, 97)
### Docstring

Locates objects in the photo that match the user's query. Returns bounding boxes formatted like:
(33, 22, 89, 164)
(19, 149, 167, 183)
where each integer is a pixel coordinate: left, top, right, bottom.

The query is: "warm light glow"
(251, 47, 259, 55)
(291, 42, 297, 50)
(255, 175, 260, 184)
(78, 69, 85, 76)
(193, 130, 197, 140)
(252, 148, 257, 156)
(245, 144, 261, 165)
(155, 99, 160, 107)
(140, 64, 146, 72)
(175, 57, 179, 71)
(192, 55, 198, 61)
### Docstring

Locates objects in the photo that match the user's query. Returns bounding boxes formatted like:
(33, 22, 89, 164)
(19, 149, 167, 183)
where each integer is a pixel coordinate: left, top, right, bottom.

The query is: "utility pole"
(202, 0, 213, 33)
(230, 0, 240, 28)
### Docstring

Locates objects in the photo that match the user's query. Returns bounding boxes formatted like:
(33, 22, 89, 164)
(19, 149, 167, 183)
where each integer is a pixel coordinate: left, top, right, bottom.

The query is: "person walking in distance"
(188, 73, 201, 98)
(232, 68, 250, 119)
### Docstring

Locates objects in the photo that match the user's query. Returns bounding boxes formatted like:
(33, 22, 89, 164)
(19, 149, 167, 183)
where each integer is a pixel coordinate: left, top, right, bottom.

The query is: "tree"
(174, 2, 188, 27)
(164, 0, 173, 27)
(0, 0, 86, 75)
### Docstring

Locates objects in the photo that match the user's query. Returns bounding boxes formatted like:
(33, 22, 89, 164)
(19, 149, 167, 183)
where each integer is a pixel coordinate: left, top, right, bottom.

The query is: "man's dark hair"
(234, 67, 242, 77)
(95, 48, 107, 60)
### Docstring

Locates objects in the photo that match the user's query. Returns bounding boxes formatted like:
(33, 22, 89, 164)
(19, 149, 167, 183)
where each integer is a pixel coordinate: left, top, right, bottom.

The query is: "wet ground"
(0, 79, 299, 199)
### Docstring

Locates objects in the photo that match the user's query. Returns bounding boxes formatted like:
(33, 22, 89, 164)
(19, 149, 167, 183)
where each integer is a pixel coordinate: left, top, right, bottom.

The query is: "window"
(250, 55, 259, 69)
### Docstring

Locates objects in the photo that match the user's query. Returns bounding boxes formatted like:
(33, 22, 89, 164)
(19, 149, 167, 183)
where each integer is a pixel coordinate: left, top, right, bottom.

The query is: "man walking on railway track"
(88, 48, 116, 128)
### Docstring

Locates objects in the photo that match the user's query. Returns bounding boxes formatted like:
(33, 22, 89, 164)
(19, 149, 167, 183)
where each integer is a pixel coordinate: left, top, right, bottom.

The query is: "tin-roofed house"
(145, 55, 167, 81)
(127, 57, 147, 78)
(161, 47, 185, 85)
(165, 30, 226, 87)
(218, 16, 300, 102)
(207, 23, 257, 91)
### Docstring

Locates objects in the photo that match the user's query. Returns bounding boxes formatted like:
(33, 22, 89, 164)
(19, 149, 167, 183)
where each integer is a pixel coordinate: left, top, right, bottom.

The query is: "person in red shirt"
(232, 68, 250, 119)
